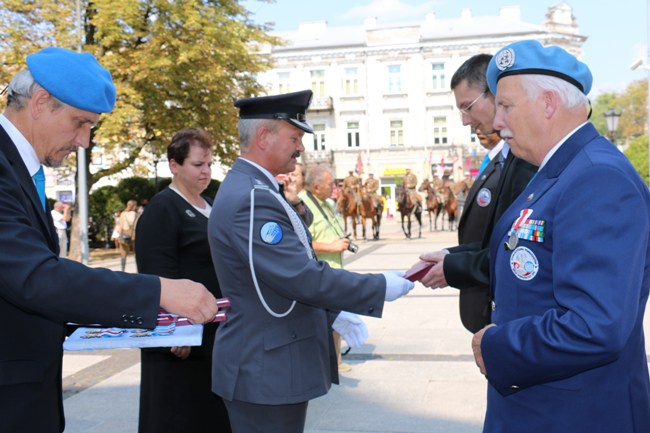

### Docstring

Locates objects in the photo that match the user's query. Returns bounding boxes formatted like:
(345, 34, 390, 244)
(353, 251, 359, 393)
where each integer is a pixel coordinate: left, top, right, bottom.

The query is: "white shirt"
(0, 114, 41, 178)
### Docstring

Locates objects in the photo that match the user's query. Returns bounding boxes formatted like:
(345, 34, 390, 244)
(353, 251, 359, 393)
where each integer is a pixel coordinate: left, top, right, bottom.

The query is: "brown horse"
(396, 186, 422, 239)
(442, 185, 457, 231)
(358, 190, 383, 240)
(336, 190, 359, 240)
(418, 180, 444, 231)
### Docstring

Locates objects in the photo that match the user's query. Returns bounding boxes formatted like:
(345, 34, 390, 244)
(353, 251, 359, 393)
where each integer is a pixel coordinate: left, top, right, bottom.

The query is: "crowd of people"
(0, 37, 648, 433)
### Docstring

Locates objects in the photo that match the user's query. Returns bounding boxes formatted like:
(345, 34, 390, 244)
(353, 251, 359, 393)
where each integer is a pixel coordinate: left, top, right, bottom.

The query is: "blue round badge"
(260, 222, 283, 245)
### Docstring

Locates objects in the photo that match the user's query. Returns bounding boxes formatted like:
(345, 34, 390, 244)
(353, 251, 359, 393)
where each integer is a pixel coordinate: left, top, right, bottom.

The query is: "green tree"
(116, 176, 156, 205)
(0, 0, 280, 258)
(88, 185, 122, 245)
(624, 135, 649, 184)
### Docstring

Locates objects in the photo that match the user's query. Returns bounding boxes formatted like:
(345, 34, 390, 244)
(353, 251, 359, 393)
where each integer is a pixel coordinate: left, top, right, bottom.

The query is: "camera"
(344, 234, 359, 254)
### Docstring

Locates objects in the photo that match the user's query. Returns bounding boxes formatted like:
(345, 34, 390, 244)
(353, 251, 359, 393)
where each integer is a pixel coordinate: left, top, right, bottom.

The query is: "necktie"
(33, 165, 46, 210)
(477, 154, 491, 177)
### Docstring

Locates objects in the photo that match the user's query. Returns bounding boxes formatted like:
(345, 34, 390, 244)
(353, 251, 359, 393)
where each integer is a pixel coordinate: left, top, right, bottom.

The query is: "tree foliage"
(1, 0, 279, 176)
(624, 135, 649, 184)
(0, 0, 280, 258)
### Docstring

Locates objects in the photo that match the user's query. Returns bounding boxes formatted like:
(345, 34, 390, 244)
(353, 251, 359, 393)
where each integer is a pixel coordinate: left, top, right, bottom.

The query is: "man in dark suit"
(413, 54, 536, 332)
(208, 90, 414, 433)
(0, 47, 218, 433)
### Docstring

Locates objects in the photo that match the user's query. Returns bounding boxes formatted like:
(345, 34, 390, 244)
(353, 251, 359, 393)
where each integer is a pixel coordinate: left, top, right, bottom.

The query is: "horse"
(336, 190, 359, 240)
(358, 190, 383, 240)
(396, 186, 422, 239)
(418, 179, 444, 231)
(442, 185, 458, 231)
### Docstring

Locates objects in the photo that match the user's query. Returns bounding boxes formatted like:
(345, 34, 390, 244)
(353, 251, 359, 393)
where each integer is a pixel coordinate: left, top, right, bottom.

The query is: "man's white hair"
(521, 75, 589, 111)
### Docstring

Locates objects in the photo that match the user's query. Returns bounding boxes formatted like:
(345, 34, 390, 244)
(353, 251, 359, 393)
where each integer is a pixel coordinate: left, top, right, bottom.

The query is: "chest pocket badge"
(477, 188, 492, 207)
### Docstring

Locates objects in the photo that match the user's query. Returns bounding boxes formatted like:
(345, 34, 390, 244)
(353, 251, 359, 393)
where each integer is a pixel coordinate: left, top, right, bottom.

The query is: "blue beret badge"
(495, 48, 515, 71)
(260, 221, 283, 245)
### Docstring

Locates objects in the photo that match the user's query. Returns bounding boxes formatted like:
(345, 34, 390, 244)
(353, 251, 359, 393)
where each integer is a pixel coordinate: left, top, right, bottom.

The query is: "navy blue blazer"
(0, 126, 161, 433)
(208, 158, 385, 406)
(483, 123, 650, 432)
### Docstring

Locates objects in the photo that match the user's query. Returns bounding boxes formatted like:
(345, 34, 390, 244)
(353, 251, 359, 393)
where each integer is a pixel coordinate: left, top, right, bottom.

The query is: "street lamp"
(603, 108, 622, 143)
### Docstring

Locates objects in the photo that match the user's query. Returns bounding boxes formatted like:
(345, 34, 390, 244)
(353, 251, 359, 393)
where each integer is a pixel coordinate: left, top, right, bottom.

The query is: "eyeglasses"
(458, 91, 486, 115)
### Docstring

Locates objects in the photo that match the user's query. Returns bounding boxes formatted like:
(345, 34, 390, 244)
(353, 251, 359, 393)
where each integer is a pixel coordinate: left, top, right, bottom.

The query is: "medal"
(505, 233, 518, 250)
(504, 209, 533, 251)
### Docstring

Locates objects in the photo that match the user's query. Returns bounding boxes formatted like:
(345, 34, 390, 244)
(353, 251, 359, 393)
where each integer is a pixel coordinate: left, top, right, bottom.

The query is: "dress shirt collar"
(538, 121, 588, 171)
(0, 114, 41, 176)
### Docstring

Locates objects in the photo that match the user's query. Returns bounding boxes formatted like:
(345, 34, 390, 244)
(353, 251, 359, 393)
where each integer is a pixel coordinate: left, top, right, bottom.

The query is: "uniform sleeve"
(482, 165, 648, 393)
(227, 187, 385, 317)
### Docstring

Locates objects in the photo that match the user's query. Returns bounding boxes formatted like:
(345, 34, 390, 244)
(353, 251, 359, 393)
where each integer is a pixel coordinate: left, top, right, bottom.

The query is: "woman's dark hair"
(166, 128, 213, 165)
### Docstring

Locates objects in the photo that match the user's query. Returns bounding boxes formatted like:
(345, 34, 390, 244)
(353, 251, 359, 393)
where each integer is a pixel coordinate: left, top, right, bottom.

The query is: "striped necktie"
(33, 165, 46, 210)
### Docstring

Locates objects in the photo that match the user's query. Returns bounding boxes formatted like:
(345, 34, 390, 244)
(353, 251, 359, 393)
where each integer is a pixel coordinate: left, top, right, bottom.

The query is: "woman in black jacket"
(135, 128, 231, 433)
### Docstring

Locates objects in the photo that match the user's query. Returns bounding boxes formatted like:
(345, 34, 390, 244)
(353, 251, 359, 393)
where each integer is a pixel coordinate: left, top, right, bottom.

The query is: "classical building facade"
(256, 2, 586, 198)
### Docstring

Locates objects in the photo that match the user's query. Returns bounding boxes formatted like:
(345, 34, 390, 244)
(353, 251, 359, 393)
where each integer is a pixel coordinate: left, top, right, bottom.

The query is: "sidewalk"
(62, 217, 650, 433)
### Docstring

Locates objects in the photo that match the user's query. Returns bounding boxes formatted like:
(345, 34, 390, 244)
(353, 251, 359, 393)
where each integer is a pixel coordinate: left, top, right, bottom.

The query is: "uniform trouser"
(224, 399, 308, 433)
(56, 228, 67, 257)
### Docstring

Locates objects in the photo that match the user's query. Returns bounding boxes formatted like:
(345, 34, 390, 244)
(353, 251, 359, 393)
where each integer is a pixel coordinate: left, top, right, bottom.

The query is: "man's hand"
(282, 175, 300, 204)
(418, 250, 449, 289)
(472, 324, 496, 377)
(332, 311, 368, 347)
(159, 278, 218, 324)
(382, 271, 415, 301)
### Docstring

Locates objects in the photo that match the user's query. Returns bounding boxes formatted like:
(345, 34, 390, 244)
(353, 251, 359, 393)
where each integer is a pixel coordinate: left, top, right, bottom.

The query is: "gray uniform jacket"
(208, 158, 386, 405)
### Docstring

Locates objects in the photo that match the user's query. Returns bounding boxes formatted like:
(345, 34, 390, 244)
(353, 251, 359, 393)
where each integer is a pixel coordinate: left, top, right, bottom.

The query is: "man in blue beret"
(207, 89, 414, 433)
(0, 47, 219, 433)
(473, 39, 650, 432)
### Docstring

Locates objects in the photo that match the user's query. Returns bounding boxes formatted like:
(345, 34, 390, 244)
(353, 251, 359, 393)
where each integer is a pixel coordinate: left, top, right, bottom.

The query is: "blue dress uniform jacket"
(483, 123, 650, 433)
(208, 158, 385, 405)
(0, 127, 161, 433)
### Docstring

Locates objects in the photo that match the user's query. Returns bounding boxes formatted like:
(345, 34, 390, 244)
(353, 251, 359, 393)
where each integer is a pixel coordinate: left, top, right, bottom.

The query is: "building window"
(347, 122, 360, 147)
(433, 116, 448, 145)
(431, 63, 445, 91)
(312, 124, 326, 151)
(343, 67, 359, 96)
(310, 69, 325, 97)
(390, 120, 404, 146)
(278, 72, 291, 94)
(387, 65, 402, 93)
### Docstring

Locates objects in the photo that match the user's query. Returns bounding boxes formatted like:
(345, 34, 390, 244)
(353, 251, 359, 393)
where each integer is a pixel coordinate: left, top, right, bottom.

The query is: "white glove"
(382, 270, 415, 301)
(332, 311, 368, 348)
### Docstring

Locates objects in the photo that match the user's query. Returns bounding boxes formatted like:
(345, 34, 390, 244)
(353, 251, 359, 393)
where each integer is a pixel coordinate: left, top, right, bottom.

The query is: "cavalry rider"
(363, 173, 380, 211)
(343, 170, 361, 205)
(431, 173, 444, 203)
(402, 168, 421, 208)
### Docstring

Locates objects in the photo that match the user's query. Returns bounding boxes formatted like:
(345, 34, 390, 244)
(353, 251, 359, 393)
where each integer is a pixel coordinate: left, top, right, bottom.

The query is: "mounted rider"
(363, 173, 380, 211)
(402, 168, 421, 209)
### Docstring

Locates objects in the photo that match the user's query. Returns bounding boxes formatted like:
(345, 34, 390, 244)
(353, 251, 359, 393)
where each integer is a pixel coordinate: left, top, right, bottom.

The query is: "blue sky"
(243, 0, 648, 97)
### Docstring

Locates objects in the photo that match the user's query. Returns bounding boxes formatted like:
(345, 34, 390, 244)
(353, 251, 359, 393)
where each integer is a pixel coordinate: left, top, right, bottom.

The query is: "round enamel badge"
(260, 222, 283, 245)
(495, 48, 516, 71)
(509, 246, 539, 281)
(476, 188, 492, 207)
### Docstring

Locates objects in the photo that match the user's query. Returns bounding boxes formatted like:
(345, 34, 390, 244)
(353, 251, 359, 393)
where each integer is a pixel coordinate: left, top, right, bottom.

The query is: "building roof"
(270, 7, 572, 54)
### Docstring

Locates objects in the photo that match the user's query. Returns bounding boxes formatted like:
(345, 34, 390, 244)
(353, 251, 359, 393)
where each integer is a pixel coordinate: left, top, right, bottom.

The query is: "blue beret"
(235, 90, 314, 133)
(26, 47, 116, 113)
(487, 40, 592, 95)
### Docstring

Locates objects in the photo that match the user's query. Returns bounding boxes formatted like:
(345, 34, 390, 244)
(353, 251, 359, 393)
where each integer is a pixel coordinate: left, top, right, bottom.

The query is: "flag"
(355, 151, 364, 175)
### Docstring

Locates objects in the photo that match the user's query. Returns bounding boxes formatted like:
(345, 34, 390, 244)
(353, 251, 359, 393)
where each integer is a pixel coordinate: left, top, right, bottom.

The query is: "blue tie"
(33, 165, 46, 210)
(477, 154, 491, 177)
